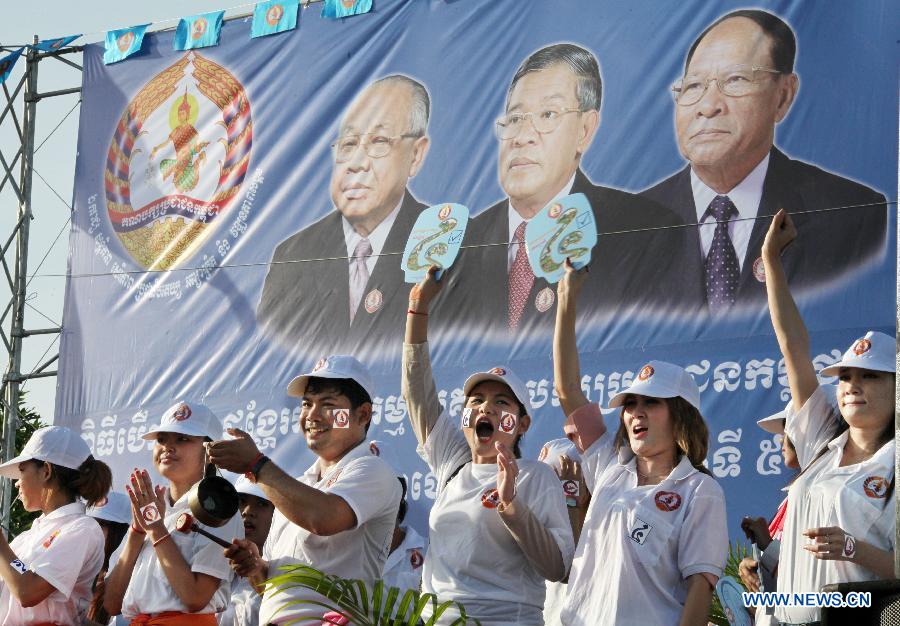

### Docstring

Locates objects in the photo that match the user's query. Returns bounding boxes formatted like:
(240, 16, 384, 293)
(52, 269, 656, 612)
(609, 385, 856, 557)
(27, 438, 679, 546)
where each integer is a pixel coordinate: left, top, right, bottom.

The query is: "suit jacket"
(641, 147, 888, 307)
(445, 169, 692, 340)
(257, 190, 425, 360)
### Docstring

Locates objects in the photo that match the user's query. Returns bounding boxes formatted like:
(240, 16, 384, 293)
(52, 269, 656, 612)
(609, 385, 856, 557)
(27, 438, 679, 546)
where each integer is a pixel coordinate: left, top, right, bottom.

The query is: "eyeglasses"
(672, 65, 783, 106)
(495, 107, 584, 140)
(331, 133, 420, 163)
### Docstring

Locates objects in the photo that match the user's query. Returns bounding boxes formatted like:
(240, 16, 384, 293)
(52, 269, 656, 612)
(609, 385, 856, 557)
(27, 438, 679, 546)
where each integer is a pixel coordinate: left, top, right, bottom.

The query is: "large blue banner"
(59, 0, 897, 540)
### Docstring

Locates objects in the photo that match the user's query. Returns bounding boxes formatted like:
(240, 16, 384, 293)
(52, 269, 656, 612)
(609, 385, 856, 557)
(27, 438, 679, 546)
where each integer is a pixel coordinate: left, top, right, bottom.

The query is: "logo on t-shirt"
(368, 441, 380, 456)
(481, 488, 500, 509)
(863, 476, 888, 498)
(629, 518, 652, 544)
(853, 338, 872, 356)
(42, 529, 61, 549)
(409, 548, 424, 569)
(638, 365, 654, 381)
(538, 446, 549, 462)
(654, 491, 682, 512)
(325, 469, 342, 488)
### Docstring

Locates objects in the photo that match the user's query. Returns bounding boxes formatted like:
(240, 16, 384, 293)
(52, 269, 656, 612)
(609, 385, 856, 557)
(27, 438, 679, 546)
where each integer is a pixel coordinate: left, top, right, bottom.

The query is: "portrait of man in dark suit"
(257, 75, 430, 358)
(450, 43, 689, 339)
(641, 9, 887, 314)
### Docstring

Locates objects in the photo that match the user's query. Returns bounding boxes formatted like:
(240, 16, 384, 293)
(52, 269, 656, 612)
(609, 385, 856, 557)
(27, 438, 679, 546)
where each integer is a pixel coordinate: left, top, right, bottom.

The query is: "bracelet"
(131, 523, 146, 535)
(246, 454, 270, 483)
(407, 309, 427, 316)
(245, 451, 265, 474)
(152, 533, 171, 547)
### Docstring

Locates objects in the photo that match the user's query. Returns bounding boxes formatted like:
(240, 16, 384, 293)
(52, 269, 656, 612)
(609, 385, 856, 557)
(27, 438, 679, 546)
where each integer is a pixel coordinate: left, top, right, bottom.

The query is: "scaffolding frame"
(0, 39, 82, 530)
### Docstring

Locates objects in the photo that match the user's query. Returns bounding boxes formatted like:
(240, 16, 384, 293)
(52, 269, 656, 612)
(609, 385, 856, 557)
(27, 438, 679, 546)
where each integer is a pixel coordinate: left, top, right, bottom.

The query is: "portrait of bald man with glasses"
(642, 9, 887, 314)
(257, 75, 431, 357)
(453, 43, 688, 337)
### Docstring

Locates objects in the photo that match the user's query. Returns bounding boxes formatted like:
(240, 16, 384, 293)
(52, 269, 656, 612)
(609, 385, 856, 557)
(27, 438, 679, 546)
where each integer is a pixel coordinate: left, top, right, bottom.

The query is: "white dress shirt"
(690, 153, 769, 270)
(342, 200, 403, 276)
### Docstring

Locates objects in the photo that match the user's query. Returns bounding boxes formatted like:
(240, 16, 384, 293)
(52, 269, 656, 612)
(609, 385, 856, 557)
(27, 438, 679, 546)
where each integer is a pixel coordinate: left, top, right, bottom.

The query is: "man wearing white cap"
(553, 261, 726, 626)
(218, 476, 274, 626)
(103, 401, 243, 626)
(763, 209, 896, 625)
(206, 355, 401, 625)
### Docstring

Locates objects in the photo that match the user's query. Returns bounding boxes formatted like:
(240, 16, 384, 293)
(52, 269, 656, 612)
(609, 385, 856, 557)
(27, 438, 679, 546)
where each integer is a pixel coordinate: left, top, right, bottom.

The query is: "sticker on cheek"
(461, 407, 473, 428)
(499, 411, 517, 434)
(331, 408, 350, 429)
(141, 502, 161, 524)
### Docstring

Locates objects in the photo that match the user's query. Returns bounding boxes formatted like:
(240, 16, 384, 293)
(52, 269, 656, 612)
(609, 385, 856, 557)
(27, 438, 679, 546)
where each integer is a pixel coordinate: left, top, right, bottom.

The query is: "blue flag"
(251, 1, 299, 38)
(174, 11, 225, 50)
(103, 25, 148, 65)
(321, 0, 373, 19)
(0, 48, 24, 84)
(34, 35, 81, 52)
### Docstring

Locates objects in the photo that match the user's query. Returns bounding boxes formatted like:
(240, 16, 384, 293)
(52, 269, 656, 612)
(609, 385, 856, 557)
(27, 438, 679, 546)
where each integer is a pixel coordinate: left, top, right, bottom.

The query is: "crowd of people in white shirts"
(0, 211, 893, 625)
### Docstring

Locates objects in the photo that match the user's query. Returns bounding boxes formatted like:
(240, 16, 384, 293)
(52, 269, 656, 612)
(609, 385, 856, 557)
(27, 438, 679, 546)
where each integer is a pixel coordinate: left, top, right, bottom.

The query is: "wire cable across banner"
(25, 200, 894, 280)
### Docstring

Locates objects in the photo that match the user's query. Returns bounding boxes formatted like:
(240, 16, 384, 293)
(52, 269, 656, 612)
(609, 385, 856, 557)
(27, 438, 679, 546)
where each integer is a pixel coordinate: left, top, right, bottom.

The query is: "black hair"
(684, 9, 796, 75)
(28, 456, 112, 507)
(396, 476, 408, 524)
(507, 43, 602, 112)
(306, 377, 373, 432)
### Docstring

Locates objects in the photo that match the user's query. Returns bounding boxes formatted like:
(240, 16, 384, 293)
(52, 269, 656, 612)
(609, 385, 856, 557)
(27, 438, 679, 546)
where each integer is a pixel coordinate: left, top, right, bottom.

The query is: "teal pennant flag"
(34, 35, 81, 52)
(174, 11, 225, 50)
(103, 25, 148, 65)
(0, 48, 23, 84)
(321, 0, 373, 19)
(252, 1, 299, 38)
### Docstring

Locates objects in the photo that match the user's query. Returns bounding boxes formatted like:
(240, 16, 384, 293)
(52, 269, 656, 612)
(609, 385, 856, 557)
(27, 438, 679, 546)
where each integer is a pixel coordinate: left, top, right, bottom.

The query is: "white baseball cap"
(463, 366, 531, 411)
(757, 384, 840, 435)
(608, 360, 701, 412)
(821, 331, 895, 376)
(234, 474, 270, 502)
(0, 426, 93, 479)
(87, 491, 132, 524)
(142, 401, 223, 441)
(287, 355, 375, 400)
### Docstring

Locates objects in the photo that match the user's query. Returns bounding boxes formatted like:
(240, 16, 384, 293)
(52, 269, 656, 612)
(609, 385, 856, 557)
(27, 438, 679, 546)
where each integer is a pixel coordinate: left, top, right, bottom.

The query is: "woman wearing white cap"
(553, 261, 727, 626)
(763, 210, 895, 625)
(103, 401, 243, 626)
(403, 267, 574, 625)
(0, 424, 112, 625)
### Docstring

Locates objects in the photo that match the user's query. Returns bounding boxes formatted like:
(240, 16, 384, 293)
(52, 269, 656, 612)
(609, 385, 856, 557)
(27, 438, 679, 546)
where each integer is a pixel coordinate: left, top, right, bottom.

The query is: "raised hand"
(803, 526, 857, 562)
(206, 428, 262, 474)
(557, 257, 589, 307)
(126, 469, 168, 536)
(495, 441, 519, 508)
(408, 265, 444, 314)
(224, 538, 266, 578)
(556, 455, 588, 510)
(740, 516, 773, 550)
(738, 557, 760, 592)
(761, 209, 797, 260)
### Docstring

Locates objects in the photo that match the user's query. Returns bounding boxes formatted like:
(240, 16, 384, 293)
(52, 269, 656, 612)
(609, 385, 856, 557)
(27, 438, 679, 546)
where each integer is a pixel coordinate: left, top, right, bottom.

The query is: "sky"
(0, 2, 259, 423)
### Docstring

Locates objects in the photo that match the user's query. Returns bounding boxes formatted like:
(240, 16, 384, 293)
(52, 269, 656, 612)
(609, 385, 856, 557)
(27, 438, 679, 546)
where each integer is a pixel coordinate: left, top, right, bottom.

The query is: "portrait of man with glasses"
(451, 43, 689, 337)
(257, 75, 431, 357)
(642, 9, 886, 313)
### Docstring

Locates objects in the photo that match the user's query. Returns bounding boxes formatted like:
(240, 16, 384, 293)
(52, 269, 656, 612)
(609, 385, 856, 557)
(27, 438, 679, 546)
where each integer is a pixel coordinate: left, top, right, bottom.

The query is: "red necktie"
(508, 221, 534, 328)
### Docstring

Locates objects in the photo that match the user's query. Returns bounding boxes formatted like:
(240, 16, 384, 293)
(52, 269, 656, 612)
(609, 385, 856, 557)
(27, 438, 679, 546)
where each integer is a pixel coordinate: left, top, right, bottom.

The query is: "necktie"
(704, 195, 740, 313)
(349, 237, 372, 322)
(508, 221, 534, 329)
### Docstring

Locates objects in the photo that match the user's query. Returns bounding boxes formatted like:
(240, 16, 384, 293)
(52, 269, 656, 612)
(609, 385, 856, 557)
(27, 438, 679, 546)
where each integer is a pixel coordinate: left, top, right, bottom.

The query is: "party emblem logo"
(368, 441, 380, 456)
(313, 357, 328, 372)
(562, 479, 579, 498)
(853, 338, 872, 356)
(535, 286, 554, 313)
(173, 404, 192, 421)
(548, 203, 562, 219)
(864, 476, 887, 498)
(42, 529, 61, 549)
(638, 365, 654, 381)
(325, 469, 342, 488)
(341, 0, 357, 8)
(481, 488, 500, 509)
(266, 3, 285, 25)
(332, 408, 350, 429)
(538, 446, 548, 462)
(438, 204, 452, 222)
(409, 549, 424, 569)
(365, 289, 383, 314)
(192, 18, 208, 40)
(654, 491, 682, 512)
(488, 367, 506, 376)
(461, 407, 473, 428)
(117, 31, 135, 53)
(752, 257, 766, 283)
(499, 411, 516, 434)
(104, 52, 253, 271)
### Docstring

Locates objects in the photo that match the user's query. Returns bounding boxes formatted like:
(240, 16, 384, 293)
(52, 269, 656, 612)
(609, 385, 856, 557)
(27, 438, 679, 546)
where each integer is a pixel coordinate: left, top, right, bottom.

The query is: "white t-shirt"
(260, 441, 401, 625)
(418, 410, 575, 626)
(381, 525, 427, 593)
(120, 490, 244, 619)
(0, 502, 104, 626)
(561, 406, 727, 626)
(537, 438, 580, 626)
(776, 385, 896, 623)
(216, 576, 258, 626)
